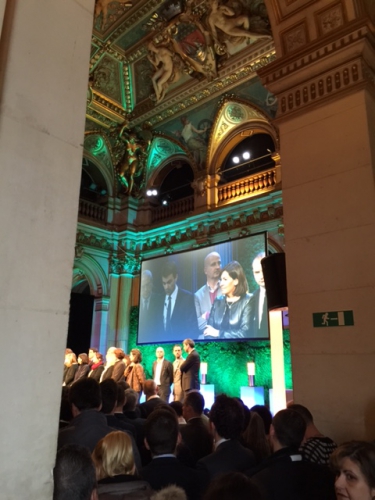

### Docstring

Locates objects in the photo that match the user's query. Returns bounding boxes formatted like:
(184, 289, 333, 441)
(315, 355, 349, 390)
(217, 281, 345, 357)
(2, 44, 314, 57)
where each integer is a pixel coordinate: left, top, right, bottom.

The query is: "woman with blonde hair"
(124, 348, 146, 401)
(92, 431, 153, 499)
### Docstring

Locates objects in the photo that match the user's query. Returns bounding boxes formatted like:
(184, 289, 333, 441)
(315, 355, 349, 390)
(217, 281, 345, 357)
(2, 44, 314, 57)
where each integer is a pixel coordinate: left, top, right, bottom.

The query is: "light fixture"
(200, 362, 208, 385)
(146, 189, 158, 196)
(243, 151, 250, 160)
(162, 199, 168, 206)
(232, 156, 240, 164)
(247, 362, 255, 387)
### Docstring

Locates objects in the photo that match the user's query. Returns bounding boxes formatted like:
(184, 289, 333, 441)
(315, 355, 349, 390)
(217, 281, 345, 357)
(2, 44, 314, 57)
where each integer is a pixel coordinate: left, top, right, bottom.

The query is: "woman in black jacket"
(203, 261, 253, 339)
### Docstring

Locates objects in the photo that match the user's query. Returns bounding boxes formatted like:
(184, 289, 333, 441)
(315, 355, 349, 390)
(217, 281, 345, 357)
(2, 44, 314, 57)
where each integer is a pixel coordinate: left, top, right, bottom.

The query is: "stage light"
(146, 189, 152, 196)
(232, 156, 240, 164)
(152, 189, 158, 196)
(247, 362, 255, 387)
(200, 362, 208, 385)
(243, 151, 250, 160)
(162, 199, 168, 206)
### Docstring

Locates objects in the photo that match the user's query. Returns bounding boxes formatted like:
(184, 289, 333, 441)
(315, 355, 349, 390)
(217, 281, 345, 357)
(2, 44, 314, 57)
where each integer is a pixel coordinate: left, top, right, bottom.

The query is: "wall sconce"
(247, 362, 255, 387)
(200, 362, 208, 385)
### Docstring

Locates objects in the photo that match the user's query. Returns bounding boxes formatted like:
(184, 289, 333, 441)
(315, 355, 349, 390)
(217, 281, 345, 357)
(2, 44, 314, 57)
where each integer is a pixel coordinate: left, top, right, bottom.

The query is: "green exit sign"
(313, 310, 354, 328)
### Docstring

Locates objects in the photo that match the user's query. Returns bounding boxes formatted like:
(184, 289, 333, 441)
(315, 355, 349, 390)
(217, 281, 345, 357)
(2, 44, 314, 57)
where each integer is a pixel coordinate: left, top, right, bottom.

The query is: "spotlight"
(152, 189, 158, 196)
(232, 156, 240, 164)
(146, 189, 152, 196)
(162, 199, 168, 206)
(146, 189, 158, 197)
(243, 151, 250, 160)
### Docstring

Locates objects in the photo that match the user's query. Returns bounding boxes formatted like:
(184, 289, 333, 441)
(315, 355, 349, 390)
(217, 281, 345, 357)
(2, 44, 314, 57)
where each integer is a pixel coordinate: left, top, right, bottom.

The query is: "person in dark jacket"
(73, 353, 90, 383)
(203, 261, 253, 339)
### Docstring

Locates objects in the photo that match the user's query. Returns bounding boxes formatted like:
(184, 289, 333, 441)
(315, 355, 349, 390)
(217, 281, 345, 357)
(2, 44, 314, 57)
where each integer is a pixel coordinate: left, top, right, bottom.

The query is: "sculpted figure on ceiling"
(147, 41, 183, 102)
(207, 0, 271, 49)
(95, 0, 132, 30)
(146, 0, 270, 103)
(110, 123, 152, 197)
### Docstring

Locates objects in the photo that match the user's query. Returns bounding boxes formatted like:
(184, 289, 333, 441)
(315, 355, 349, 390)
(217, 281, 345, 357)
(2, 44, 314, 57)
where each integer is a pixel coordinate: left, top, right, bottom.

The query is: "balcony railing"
(218, 168, 277, 205)
(151, 195, 194, 223)
(79, 199, 107, 223)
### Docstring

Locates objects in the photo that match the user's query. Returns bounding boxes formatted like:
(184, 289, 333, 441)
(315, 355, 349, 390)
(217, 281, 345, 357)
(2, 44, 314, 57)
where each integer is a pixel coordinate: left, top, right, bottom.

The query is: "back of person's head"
(118, 380, 130, 392)
(53, 445, 97, 500)
(203, 472, 263, 500)
(124, 388, 138, 411)
(144, 379, 157, 398)
(100, 379, 118, 414)
(242, 411, 270, 463)
(184, 391, 205, 415)
(92, 431, 135, 480)
(250, 405, 273, 435)
(209, 394, 244, 440)
(78, 353, 89, 364)
(114, 348, 125, 360)
(330, 441, 375, 489)
(287, 403, 314, 425)
(69, 378, 101, 412)
(170, 401, 184, 418)
(272, 409, 306, 449)
(116, 383, 126, 408)
(151, 485, 187, 500)
(145, 409, 179, 455)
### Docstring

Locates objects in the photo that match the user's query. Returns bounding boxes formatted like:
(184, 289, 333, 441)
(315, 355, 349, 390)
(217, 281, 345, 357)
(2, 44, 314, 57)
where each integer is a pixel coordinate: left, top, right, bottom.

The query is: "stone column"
(91, 296, 110, 354)
(0, 0, 95, 497)
(259, 6, 375, 441)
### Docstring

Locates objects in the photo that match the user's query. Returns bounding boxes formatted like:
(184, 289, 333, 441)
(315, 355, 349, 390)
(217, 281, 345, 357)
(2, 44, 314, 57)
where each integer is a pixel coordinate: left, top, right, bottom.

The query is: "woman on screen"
(203, 260, 253, 339)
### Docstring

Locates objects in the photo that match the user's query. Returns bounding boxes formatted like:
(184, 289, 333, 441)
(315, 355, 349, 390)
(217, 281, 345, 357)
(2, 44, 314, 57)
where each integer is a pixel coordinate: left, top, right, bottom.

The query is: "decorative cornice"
(77, 230, 113, 251)
(258, 19, 375, 120)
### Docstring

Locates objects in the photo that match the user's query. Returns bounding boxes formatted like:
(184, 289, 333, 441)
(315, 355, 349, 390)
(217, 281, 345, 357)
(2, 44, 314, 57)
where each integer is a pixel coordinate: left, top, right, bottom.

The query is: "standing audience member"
(180, 339, 200, 399)
(102, 347, 127, 382)
(151, 485, 187, 500)
(180, 392, 213, 464)
(92, 431, 153, 499)
(53, 444, 98, 500)
(288, 403, 337, 465)
(250, 409, 335, 500)
(58, 378, 114, 452)
(74, 353, 90, 383)
(172, 345, 185, 402)
(140, 409, 207, 500)
(124, 348, 146, 401)
(330, 441, 375, 500)
(170, 401, 186, 424)
(63, 352, 78, 387)
(152, 347, 173, 402)
(89, 352, 105, 382)
(250, 405, 273, 436)
(89, 347, 98, 367)
(138, 380, 168, 418)
(242, 411, 271, 465)
(197, 394, 255, 479)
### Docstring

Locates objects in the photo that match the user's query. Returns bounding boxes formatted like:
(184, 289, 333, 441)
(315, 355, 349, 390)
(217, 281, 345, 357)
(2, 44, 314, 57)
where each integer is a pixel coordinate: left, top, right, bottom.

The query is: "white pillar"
(0, 0, 95, 498)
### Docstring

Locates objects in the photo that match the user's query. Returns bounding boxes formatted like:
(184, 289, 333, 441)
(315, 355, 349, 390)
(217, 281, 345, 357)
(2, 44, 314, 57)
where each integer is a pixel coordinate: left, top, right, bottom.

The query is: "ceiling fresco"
(86, 0, 277, 197)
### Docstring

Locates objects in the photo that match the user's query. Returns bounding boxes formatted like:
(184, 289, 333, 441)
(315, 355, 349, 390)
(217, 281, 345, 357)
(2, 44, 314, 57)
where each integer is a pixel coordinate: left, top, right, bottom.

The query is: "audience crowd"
(55, 345, 375, 500)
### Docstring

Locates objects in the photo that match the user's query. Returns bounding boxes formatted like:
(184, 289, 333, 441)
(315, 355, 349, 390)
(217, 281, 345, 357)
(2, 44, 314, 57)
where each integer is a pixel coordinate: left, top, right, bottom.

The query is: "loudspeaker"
(261, 253, 288, 310)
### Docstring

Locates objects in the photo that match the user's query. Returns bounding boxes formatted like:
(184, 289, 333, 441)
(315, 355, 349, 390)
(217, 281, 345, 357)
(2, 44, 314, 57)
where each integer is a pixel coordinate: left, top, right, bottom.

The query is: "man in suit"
(138, 269, 160, 343)
(249, 252, 269, 338)
(138, 380, 168, 418)
(159, 261, 199, 341)
(194, 251, 223, 332)
(152, 347, 173, 402)
(140, 408, 207, 500)
(250, 409, 336, 500)
(180, 391, 213, 464)
(197, 394, 255, 479)
(172, 344, 185, 402)
(180, 338, 200, 399)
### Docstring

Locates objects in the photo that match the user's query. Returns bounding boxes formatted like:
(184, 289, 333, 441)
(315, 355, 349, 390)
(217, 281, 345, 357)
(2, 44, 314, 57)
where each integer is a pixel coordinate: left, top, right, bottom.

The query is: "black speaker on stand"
(261, 253, 288, 310)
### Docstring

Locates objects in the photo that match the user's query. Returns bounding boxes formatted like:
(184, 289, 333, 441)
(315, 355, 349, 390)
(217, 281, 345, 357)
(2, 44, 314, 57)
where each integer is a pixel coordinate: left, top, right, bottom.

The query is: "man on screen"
(160, 261, 198, 342)
(194, 251, 223, 331)
(138, 269, 159, 342)
(249, 252, 268, 338)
